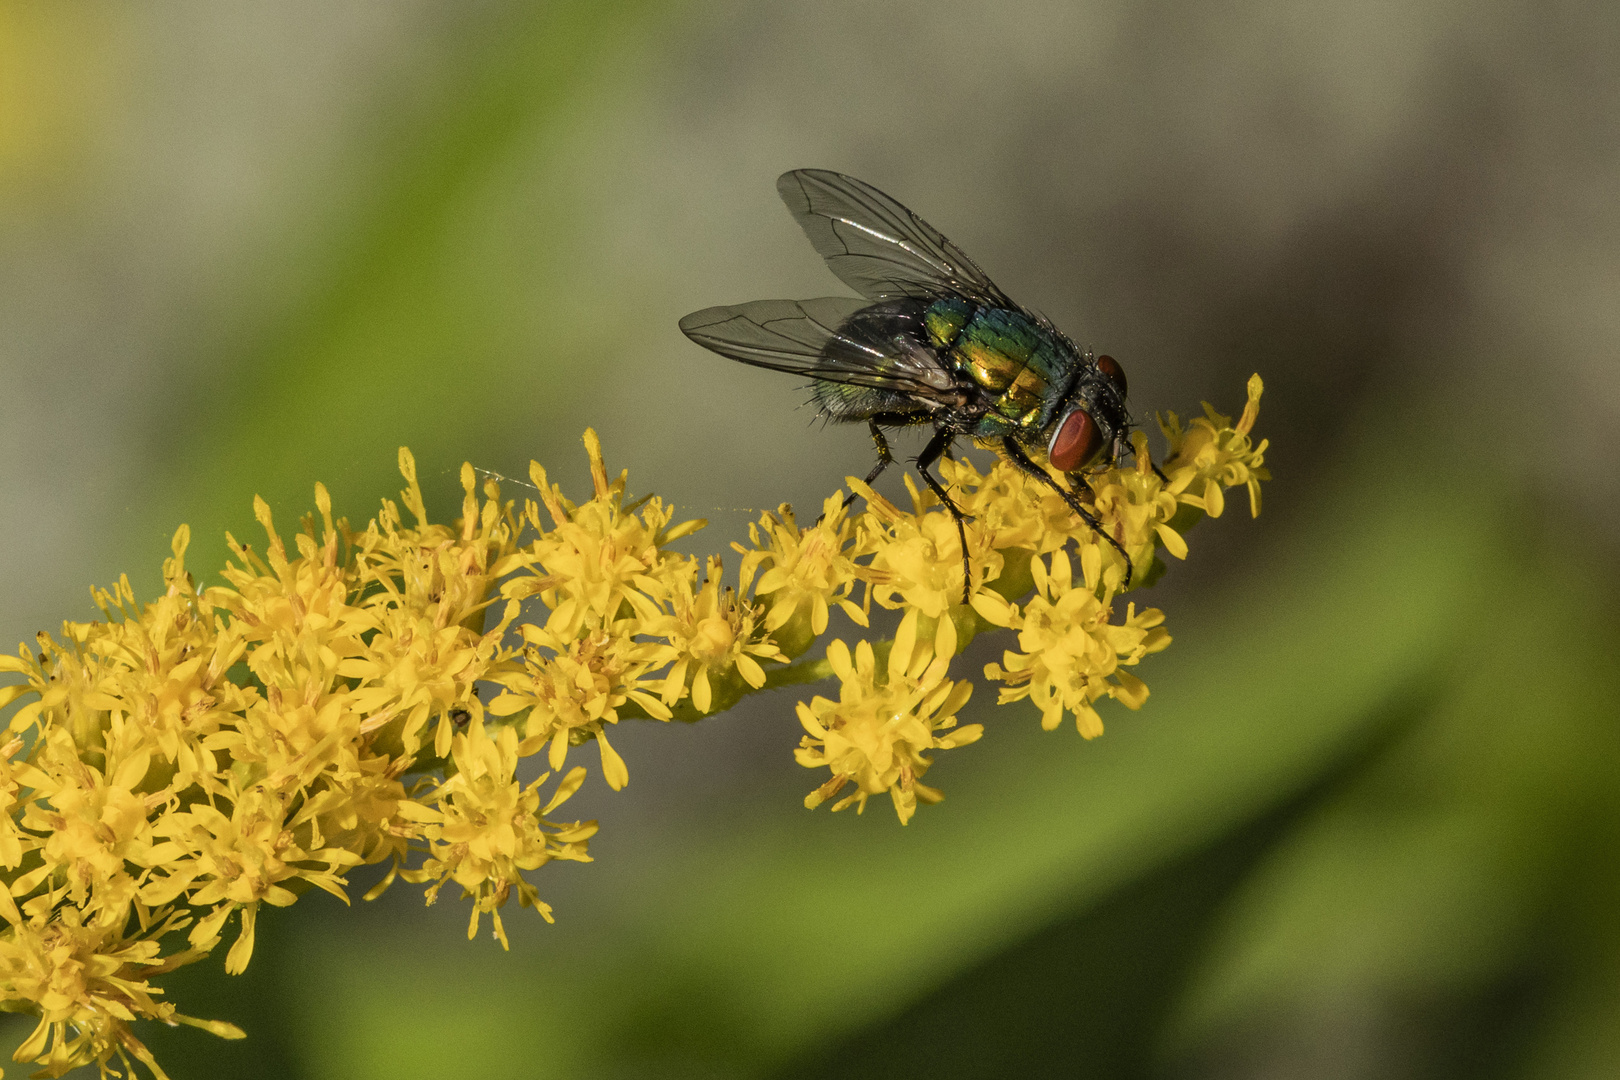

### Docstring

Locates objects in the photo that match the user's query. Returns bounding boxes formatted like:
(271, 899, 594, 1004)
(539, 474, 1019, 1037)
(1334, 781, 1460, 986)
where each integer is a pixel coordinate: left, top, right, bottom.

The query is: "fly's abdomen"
(948, 307, 1059, 437)
(812, 298, 940, 421)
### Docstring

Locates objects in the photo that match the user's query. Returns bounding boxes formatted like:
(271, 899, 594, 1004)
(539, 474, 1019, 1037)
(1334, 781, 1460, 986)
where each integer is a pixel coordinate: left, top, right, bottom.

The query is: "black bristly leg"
(915, 426, 973, 606)
(837, 413, 919, 513)
(999, 438, 1136, 587)
(862, 420, 896, 485)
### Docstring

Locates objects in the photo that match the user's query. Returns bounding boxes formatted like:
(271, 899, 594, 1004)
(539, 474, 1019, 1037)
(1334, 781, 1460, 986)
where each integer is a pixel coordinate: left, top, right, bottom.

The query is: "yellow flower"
(401, 722, 596, 949)
(323, 456, 520, 759)
(14, 725, 154, 914)
(0, 905, 243, 1079)
(486, 622, 667, 789)
(939, 450, 1088, 558)
(857, 474, 998, 616)
(1160, 372, 1271, 519)
(736, 493, 869, 658)
(974, 548, 1171, 735)
(0, 735, 38, 869)
(794, 627, 981, 825)
(642, 556, 787, 714)
(518, 429, 703, 640)
(1082, 436, 1187, 584)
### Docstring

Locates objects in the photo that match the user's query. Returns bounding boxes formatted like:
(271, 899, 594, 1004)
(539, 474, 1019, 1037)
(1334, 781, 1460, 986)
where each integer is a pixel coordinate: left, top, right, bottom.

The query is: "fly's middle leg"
(915, 426, 973, 606)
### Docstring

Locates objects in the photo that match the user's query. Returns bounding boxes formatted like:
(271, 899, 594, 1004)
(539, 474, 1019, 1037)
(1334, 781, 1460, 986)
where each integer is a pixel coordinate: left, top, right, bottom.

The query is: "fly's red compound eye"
(1096, 354, 1128, 398)
(1048, 408, 1101, 472)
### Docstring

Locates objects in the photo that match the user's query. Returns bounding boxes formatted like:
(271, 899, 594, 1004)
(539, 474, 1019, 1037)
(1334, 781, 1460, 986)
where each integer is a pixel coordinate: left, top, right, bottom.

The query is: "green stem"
(762, 655, 835, 689)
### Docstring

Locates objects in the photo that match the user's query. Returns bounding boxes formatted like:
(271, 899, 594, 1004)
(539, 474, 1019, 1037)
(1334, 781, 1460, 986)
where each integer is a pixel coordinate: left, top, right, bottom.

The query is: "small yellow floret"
(975, 549, 1171, 735)
(401, 722, 596, 949)
(737, 494, 868, 656)
(794, 631, 980, 825)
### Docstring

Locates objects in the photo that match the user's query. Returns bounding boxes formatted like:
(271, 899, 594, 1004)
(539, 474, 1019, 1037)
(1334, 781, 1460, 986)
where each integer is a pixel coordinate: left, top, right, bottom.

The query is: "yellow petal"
(1080, 542, 1102, 592)
(934, 610, 958, 659)
(736, 653, 766, 689)
(1154, 524, 1188, 560)
(827, 639, 854, 683)
(487, 693, 528, 717)
(765, 596, 797, 631)
(14, 1018, 49, 1062)
(174, 1014, 248, 1040)
(796, 701, 828, 738)
(542, 766, 589, 814)
(892, 609, 919, 679)
(225, 902, 258, 975)
(661, 659, 689, 706)
(969, 590, 1012, 626)
(1238, 373, 1264, 433)
(937, 723, 983, 748)
(597, 730, 629, 791)
(1049, 548, 1072, 591)
(811, 594, 830, 635)
(1112, 669, 1149, 709)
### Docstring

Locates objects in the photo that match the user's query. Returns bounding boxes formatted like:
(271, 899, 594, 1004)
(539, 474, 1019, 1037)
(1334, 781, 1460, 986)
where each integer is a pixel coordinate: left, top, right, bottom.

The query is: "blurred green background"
(3, 1, 1618, 1077)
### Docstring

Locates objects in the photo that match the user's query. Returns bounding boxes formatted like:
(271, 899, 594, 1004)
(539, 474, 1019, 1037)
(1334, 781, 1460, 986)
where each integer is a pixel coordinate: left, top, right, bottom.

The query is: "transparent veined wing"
(777, 169, 1014, 307)
(678, 296, 960, 402)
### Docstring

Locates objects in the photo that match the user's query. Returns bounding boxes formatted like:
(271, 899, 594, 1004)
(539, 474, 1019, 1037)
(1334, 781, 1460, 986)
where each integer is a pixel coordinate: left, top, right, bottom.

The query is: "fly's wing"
(777, 169, 1015, 307)
(678, 297, 960, 403)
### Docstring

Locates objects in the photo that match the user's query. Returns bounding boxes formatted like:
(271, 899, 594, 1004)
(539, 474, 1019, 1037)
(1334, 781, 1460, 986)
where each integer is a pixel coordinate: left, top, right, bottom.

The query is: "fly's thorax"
(923, 297, 974, 350)
(947, 307, 1077, 435)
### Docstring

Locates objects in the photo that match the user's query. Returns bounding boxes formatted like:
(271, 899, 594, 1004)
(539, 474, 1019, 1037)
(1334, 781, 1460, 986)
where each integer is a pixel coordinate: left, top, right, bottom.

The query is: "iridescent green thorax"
(924, 299, 1075, 439)
(924, 297, 973, 350)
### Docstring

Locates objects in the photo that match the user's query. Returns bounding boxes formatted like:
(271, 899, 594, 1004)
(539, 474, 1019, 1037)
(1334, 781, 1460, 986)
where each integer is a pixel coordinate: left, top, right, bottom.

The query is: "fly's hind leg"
(862, 420, 896, 487)
(1000, 438, 1136, 587)
(915, 427, 973, 606)
(836, 413, 920, 513)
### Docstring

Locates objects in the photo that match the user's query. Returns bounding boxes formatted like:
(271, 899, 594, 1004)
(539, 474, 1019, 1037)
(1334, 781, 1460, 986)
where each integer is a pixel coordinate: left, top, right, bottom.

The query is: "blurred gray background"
(2, 1, 1617, 1078)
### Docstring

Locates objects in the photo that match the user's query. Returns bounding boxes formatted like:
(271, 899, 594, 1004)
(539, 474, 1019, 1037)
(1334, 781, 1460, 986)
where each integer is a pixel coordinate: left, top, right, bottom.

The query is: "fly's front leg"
(1122, 432, 1170, 486)
(1000, 438, 1135, 586)
(915, 427, 973, 606)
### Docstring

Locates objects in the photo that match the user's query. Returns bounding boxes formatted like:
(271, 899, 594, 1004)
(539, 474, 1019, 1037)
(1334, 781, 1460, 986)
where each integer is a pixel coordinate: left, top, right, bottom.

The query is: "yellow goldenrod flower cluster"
(0, 377, 1266, 1078)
